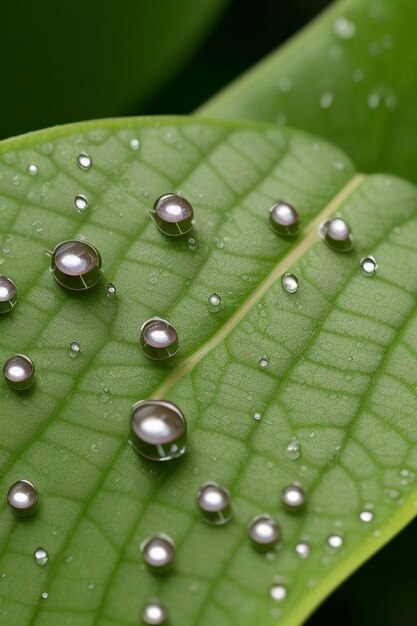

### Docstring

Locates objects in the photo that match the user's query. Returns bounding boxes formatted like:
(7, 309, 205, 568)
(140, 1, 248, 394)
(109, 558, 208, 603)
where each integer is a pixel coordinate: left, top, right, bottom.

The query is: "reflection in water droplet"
(106, 283, 116, 297)
(270, 583, 287, 602)
(74, 194, 88, 212)
(259, 356, 269, 368)
(77, 153, 92, 170)
(28, 164, 38, 176)
(327, 534, 344, 549)
(208, 292, 221, 308)
(286, 439, 301, 460)
(333, 16, 356, 39)
(295, 542, 311, 558)
(34, 547, 49, 566)
(360, 256, 377, 276)
(281, 273, 299, 293)
(69, 342, 81, 357)
(130, 138, 140, 150)
(359, 510, 374, 523)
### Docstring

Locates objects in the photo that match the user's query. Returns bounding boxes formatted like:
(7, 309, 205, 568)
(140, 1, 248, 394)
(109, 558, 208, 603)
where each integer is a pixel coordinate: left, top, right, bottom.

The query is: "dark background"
(2, 0, 416, 623)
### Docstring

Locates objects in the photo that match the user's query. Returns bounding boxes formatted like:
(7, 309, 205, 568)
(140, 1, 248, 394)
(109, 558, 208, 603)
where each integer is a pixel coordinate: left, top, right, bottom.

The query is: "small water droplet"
(28, 164, 38, 176)
(253, 412, 262, 421)
(327, 534, 344, 549)
(130, 138, 140, 150)
(106, 283, 116, 297)
(281, 484, 306, 511)
(141, 535, 175, 572)
(281, 273, 299, 293)
(188, 236, 197, 250)
(270, 583, 287, 602)
(360, 256, 377, 276)
(368, 93, 381, 109)
(286, 439, 301, 460)
(74, 194, 88, 212)
(41, 592, 48, 600)
(142, 601, 167, 625)
(196, 481, 232, 525)
(34, 547, 49, 566)
(69, 342, 81, 357)
(208, 292, 221, 308)
(295, 542, 310, 558)
(77, 153, 92, 170)
(320, 92, 334, 109)
(359, 510, 374, 523)
(259, 356, 269, 368)
(334, 16, 356, 39)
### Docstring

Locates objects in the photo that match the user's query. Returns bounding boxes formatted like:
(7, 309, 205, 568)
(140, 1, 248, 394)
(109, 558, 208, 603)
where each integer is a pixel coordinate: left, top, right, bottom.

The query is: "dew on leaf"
(141, 535, 175, 573)
(0, 275, 17, 314)
(74, 194, 88, 212)
(69, 342, 81, 357)
(28, 163, 38, 176)
(285, 439, 302, 460)
(259, 356, 269, 368)
(7, 480, 39, 517)
(360, 256, 377, 276)
(359, 510, 374, 523)
(327, 533, 344, 549)
(130, 138, 140, 150)
(3, 354, 35, 390)
(196, 481, 232, 525)
(142, 601, 167, 625)
(270, 583, 287, 602)
(269, 200, 299, 236)
(34, 548, 49, 566)
(253, 411, 262, 421)
(248, 514, 280, 552)
(106, 282, 116, 297)
(77, 153, 92, 170)
(208, 292, 221, 308)
(130, 400, 187, 461)
(281, 484, 306, 511)
(319, 217, 353, 252)
(295, 541, 311, 558)
(51, 239, 102, 291)
(41, 592, 48, 600)
(320, 92, 334, 109)
(281, 273, 299, 293)
(152, 193, 193, 237)
(140, 318, 179, 360)
(333, 16, 356, 39)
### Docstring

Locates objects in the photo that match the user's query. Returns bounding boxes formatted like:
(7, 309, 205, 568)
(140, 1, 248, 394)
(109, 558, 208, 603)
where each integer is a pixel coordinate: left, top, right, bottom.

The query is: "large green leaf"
(0, 0, 228, 139)
(200, 0, 417, 184)
(1, 117, 417, 626)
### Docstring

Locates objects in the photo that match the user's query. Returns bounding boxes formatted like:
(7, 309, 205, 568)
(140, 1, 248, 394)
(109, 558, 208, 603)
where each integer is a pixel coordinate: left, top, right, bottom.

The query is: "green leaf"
(1, 116, 417, 626)
(0, 0, 228, 139)
(200, 0, 417, 184)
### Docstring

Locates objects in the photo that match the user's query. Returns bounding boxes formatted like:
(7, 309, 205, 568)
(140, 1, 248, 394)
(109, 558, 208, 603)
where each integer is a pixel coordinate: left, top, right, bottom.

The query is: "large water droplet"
(0, 275, 17, 314)
(140, 318, 178, 360)
(281, 484, 305, 511)
(281, 273, 299, 293)
(130, 400, 187, 461)
(360, 256, 377, 276)
(34, 547, 49, 566)
(285, 439, 301, 460)
(333, 16, 356, 39)
(7, 480, 39, 517)
(3, 354, 35, 390)
(196, 481, 232, 525)
(77, 153, 92, 171)
(141, 534, 175, 572)
(319, 217, 353, 252)
(74, 194, 88, 212)
(249, 514, 280, 552)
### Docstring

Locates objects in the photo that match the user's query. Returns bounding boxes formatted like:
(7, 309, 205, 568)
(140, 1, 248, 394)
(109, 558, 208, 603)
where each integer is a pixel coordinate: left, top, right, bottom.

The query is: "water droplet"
(253, 412, 262, 421)
(130, 138, 140, 150)
(140, 318, 178, 360)
(0, 275, 17, 314)
(281, 273, 299, 294)
(319, 217, 353, 252)
(34, 548, 49, 566)
(196, 481, 232, 525)
(77, 153, 92, 170)
(51, 239, 102, 291)
(7, 480, 39, 517)
(270, 583, 287, 602)
(360, 256, 377, 276)
(368, 93, 381, 109)
(269, 201, 299, 237)
(359, 510, 374, 523)
(295, 542, 310, 558)
(281, 484, 306, 511)
(259, 357, 270, 368)
(152, 193, 193, 237)
(248, 514, 280, 551)
(41, 592, 48, 600)
(208, 292, 221, 308)
(106, 283, 116, 297)
(320, 92, 334, 109)
(286, 439, 301, 460)
(141, 534, 175, 572)
(142, 601, 167, 625)
(327, 533, 344, 549)
(334, 16, 356, 39)
(69, 342, 81, 357)
(3, 354, 35, 390)
(130, 400, 187, 461)
(28, 164, 38, 176)
(74, 194, 88, 212)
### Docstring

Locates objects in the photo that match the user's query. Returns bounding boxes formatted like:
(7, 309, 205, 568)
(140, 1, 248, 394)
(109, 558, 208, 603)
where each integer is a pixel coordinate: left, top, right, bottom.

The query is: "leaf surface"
(0, 117, 417, 626)
(201, 0, 417, 184)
